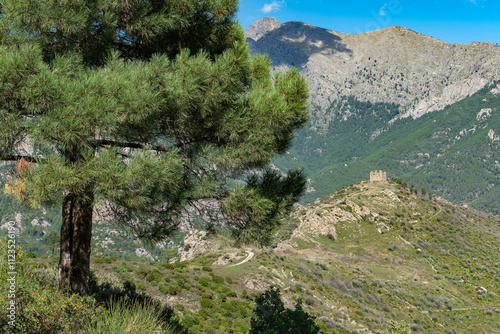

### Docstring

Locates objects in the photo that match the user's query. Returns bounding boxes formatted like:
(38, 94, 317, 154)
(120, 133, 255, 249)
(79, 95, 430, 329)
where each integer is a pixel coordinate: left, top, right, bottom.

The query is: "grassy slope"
(31, 181, 499, 334)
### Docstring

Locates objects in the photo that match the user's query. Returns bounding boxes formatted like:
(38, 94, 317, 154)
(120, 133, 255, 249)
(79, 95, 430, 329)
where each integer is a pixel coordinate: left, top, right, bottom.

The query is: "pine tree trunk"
(58, 146, 94, 295)
(59, 191, 93, 294)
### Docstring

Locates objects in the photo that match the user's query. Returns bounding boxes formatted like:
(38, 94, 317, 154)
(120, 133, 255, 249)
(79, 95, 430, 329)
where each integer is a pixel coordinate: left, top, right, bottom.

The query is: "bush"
(30, 267, 58, 288)
(200, 298, 214, 309)
(86, 299, 176, 334)
(135, 268, 150, 279)
(379, 320, 412, 334)
(198, 278, 209, 287)
(304, 296, 315, 306)
(145, 270, 163, 283)
(212, 276, 225, 284)
(250, 286, 320, 334)
(161, 263, 174, 270)
(92, 255, 117, 264)
(0, 237, 100, 333)
(1, 283, 100, 333)
(168, 285, 182, 295)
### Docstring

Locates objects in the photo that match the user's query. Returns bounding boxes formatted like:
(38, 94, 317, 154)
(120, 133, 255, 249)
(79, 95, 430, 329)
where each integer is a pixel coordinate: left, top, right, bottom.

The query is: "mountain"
(247, 17, 500, 121)
(246, 18, 500, 214)
(35, 180, 500, 333)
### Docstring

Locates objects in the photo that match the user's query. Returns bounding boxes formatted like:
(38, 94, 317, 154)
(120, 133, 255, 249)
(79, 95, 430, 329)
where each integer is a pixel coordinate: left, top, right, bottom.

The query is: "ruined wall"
(370, 170, 387, 182)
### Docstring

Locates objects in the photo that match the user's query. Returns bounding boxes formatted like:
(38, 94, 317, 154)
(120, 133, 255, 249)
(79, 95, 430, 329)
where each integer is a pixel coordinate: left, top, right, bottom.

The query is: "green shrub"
(168, 285, 182, 295)
(145, 270, 163, 283)
(200, 298, 214, 309)
(92, 255, 117, 264)
(202, 266, 212, 272)
(137, 283, 147, 291)
(86, 299, 175, 334)
(0, 283, 100, 333)
(161, 263, 174, 270)
(122, 279, 136, 290)
(30, 267, 58, 288)
(198, 278, 209, 287)
(212, 275, 224, 284)
(378, 320, 412, 334)
(135, 268, 150, 279)
(0, 237, 100, 333)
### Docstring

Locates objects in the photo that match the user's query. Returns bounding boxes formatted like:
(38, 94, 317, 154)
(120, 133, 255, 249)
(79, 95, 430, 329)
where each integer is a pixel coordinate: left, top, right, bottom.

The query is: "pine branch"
(95, 138, 194, 151)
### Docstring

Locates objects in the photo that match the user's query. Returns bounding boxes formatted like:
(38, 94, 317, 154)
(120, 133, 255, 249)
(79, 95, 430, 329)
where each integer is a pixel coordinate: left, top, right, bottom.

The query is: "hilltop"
(27, 179, 500, 333)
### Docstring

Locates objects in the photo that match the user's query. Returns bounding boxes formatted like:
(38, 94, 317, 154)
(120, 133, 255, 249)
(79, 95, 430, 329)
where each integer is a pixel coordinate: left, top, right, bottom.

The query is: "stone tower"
(370, 170, 387, 182)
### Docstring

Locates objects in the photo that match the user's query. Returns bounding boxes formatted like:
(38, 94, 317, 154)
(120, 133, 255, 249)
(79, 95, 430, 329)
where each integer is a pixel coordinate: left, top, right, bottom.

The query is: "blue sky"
(237, 0, 500, 45)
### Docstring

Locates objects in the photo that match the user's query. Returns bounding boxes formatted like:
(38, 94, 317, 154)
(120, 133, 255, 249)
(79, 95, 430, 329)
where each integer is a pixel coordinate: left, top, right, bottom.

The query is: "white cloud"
(467, 0, 487, 4)
(379, 3, 388, 16)
(261, 1, 285, 14)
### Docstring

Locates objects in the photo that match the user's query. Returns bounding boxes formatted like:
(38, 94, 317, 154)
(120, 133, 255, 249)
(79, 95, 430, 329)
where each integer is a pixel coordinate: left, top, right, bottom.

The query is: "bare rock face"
(179, 231, 212, 262)
(245, 17, 282, 41)
(246, 20, 500, 124)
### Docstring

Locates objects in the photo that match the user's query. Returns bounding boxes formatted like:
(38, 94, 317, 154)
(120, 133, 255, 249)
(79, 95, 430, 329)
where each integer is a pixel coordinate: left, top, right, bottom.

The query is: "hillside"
(245, 18, 500, 214)
(29, 180, 500, 333)
(274, 82, 500, 214)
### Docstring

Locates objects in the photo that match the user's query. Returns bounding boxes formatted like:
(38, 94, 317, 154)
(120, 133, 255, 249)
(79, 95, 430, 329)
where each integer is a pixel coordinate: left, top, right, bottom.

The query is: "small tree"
(0, 0, 309, 294)
(378, 320, 412, 334)
(250, 287, 321, 334)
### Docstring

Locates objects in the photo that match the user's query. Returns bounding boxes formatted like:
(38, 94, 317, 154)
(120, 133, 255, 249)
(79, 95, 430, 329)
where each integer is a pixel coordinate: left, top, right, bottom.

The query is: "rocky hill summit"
(246, 18, 500, 127)
(245, 16, 282, 42)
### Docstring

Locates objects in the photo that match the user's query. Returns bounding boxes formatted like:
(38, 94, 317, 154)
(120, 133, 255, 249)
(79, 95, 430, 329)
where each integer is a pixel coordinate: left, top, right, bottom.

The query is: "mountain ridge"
(246, 17, 500, 122)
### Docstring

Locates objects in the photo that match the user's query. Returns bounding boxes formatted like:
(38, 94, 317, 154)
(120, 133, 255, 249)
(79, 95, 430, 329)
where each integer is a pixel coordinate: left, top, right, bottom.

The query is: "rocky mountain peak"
(245, 17, 282, 41)
(246, 18, 500, 122)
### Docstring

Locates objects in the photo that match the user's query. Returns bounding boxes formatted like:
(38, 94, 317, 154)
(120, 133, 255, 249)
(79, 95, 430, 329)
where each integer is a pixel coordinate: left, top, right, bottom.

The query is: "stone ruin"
(370, 170, 387, 182)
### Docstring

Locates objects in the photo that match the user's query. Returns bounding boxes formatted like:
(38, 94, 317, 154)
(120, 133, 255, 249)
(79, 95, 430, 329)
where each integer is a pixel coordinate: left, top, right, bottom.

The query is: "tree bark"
(58, 145, 94, 295)
(59, 191, 93, 294)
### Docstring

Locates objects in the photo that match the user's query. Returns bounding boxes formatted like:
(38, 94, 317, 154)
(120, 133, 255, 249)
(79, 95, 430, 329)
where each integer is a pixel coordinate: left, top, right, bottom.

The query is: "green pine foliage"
(0, 0, 310, 293)
(0, 0, 309, 239)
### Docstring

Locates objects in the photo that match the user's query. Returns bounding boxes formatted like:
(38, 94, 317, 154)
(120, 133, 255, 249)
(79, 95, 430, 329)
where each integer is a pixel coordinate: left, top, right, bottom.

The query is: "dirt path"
(228, 250, 254, 267)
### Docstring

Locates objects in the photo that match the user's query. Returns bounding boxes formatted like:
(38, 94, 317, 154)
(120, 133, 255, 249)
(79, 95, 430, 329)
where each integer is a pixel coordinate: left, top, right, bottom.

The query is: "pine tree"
(0, 0, 309, 294)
